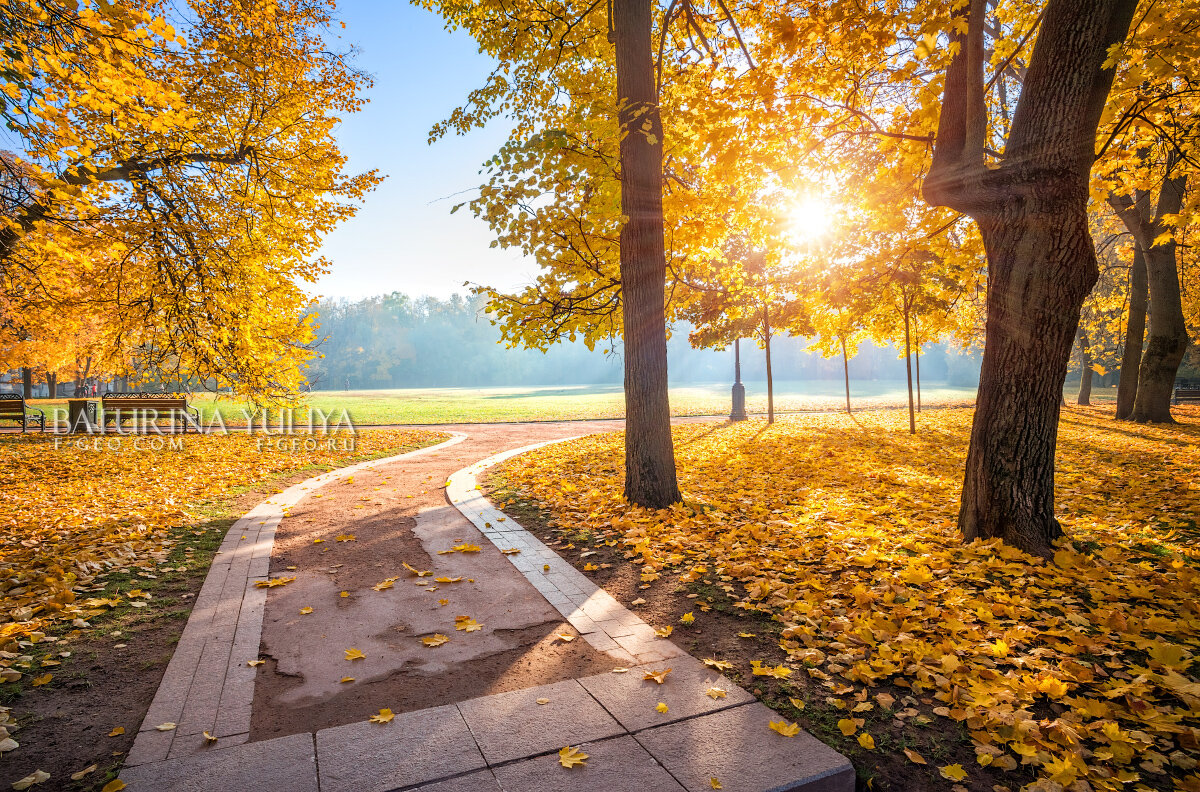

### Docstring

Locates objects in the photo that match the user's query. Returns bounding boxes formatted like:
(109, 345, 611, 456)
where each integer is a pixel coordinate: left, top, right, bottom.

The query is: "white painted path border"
(445, 437, 685, 665)
(126, 432, 468, 766)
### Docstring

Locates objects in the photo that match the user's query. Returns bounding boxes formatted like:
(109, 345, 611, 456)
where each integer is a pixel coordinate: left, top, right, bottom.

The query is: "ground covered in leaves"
(0, 428, 443, 786)
(493, 406, 1200, 792)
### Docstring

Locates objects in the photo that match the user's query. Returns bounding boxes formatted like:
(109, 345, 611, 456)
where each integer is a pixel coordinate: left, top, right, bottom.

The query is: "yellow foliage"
(499, 408, 1200, 791)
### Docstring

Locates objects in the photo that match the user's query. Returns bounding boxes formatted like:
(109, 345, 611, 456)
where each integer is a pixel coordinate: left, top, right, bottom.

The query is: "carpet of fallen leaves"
(0, 428, 442, 650)
(497, 407, 1200, 792)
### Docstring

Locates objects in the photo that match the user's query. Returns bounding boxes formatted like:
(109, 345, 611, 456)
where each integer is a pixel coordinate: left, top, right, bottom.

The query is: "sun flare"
(786, 197, 835, 246)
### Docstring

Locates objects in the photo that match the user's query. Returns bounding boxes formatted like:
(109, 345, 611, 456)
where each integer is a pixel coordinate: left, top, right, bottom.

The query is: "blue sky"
(312, 2, 534, 300)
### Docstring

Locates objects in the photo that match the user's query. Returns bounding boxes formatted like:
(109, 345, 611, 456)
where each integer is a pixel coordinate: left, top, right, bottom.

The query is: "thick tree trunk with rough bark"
(923, 0, 1138, 557)
(614, 0, 680, 508)
(1115, 245, 1146, 419)
(1076, 331, 1093, 405)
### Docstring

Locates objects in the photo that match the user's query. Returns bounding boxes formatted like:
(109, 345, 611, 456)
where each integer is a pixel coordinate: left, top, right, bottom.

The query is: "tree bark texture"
(21, 367, 32, 400)
(923, 0, 1138, 557)
(614, 0, 681, 508)
(1115, 245, 1147, 419)
(1076, 331, 1092, 405)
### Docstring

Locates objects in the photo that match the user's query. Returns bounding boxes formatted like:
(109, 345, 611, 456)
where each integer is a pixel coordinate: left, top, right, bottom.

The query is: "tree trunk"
(841, 336, 852, 415)
(1110, 162, 1187, 423)
(1115, 245, 1146, 419)
(1131, 173, 1188, 423)
(922, 0, 1137, 557)
(915, 342, 922, 412)
(47, 371, 57, 399)
(903, 297, 915, 434)
(762, 305, 774, 424)
(1076, 331, 1093, 405)
(614, 0, 680, 508)
(21, 367, 32, 400)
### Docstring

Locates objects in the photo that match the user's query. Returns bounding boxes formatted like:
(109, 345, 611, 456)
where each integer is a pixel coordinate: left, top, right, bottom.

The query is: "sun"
(786, 197, 835, 247)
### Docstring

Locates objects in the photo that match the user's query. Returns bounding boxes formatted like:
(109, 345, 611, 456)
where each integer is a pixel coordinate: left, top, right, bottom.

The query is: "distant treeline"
(305, 292, 983, 390)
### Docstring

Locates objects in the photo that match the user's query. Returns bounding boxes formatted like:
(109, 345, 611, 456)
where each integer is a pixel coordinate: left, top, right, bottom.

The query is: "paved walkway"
(118, 422, 853, 792)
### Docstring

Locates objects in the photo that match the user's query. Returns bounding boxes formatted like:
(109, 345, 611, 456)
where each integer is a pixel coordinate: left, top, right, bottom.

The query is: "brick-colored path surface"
(119, 422, 853, 791)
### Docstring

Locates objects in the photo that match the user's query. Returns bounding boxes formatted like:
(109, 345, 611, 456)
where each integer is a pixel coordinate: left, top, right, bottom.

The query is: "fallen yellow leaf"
(369, 708, 395, 724)
(655, 702, 669, 713)
(769, 720, 800, 737)
(558, 745, 588, 768)
(345, 648, 366, 661)
(939, 764, 967, 782)
(643, 668, 672, 684)
(300, 606, 313, 615)
(70, 765, 97, 781)
(422, 633, 450, 647)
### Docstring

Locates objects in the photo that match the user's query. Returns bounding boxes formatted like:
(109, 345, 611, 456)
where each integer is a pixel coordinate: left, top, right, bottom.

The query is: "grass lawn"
(489, 404, 1200, 792)
(27, 379, 991, 426)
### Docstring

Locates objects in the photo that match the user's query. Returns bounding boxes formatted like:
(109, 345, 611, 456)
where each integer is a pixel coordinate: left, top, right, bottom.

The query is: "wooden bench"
(101, 393, 201, 432)
(1173, 388, 1200, 405)
(0, 393, 45, 432)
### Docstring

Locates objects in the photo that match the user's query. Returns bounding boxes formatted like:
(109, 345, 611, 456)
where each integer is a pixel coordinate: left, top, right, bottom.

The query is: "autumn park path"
(117, 420, 853, 792)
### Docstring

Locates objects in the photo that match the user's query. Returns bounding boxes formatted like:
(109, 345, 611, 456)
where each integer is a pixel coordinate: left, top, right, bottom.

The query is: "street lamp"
(730, 338, 747, 421)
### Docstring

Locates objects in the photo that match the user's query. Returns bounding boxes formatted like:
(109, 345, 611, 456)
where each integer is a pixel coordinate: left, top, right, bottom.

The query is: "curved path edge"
(125, 432, 467, 766)
(445, 437, 685, 665)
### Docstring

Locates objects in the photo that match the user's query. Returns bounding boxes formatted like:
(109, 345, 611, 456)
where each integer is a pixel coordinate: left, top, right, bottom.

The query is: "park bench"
(1173, 387, 1200, 405)
(101, 393, 201, 432)
(0, 393, 45, 432)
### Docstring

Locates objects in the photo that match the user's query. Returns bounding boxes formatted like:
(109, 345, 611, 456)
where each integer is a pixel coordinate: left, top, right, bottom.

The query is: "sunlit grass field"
(27, 380, 990, 426)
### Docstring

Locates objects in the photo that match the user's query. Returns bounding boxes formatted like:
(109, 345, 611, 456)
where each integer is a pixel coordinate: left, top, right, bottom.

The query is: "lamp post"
(730, 338, 747, 421)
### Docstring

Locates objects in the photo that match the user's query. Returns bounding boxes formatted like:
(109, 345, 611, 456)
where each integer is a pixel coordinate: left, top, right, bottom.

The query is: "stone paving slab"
(408, 770, 503, 791)
(457, 679, 624, 765)
(634, 702, 855, 792)
(316, 703, 485, 792)
(577, 656, 755, 733)
(120, 732, 317, 792)
(491, 735, 686, 792)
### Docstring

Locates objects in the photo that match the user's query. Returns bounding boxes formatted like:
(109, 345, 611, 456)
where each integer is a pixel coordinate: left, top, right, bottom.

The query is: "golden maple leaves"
(498, 407, 1200, 791)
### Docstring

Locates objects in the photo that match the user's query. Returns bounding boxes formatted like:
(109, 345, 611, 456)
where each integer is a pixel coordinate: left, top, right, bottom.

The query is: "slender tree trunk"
(915, 342, 922, 412)
(21, 367, 32, 400)
(47, 371, 57, 399)
(841, 336, 852, 415)
(903, 297, 915, 434)
(1115, 245, 1147, 419)
(1076, 331, 1093, 405)
(1112, 166, 1188, 423)
(614, 0, 680, 507)
(922, 0, 1137, 557)
(762, 305, 774, 424)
